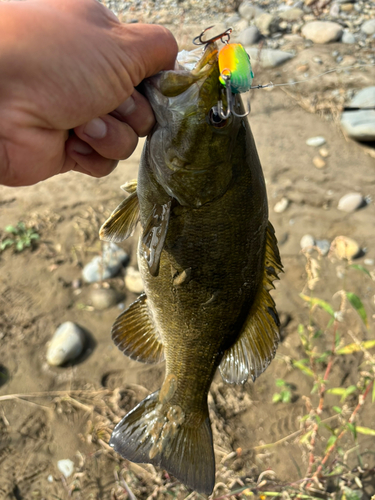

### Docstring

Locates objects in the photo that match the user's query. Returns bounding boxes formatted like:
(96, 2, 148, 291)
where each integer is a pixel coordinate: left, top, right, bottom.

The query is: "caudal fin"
(109, 391, 215, 494)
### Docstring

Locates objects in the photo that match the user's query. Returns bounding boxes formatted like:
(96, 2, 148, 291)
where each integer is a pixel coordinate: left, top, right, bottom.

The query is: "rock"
(245, 47, 294, 68)
(313, 156, 326, 169)
(341, 30, 356, 44)
(82, 242, 128, 283)
(57, 459, 75, 478)
(329, 3, 340, 17)
(238, 1, 264, 21)
(341, 89, 375, 142)
(350, 86, 375, 108)
(361, 19, 375, 36)
(124, 266, 144, 294)
(300, 234, 315, 251)
(316, 239, 331, 256)
(233, 18, 249, 34)
(238, 26, 260, 45)
(338, 192, 365, 212)
(319, 147, 329, 157)
(89, 287, 121, 310)
(306, 136, 326, 147)
(340, 3, 354, 11)
(364, 258, 374, 266)
(278, 8, 304, 21)
(226, 13, 241, 25)
(301, 21, 343, 44)
(331, 236, 361, 260)
(273, 197, 289, 213)
(254, 13, 276, 35)
(46, 322, 85, 366)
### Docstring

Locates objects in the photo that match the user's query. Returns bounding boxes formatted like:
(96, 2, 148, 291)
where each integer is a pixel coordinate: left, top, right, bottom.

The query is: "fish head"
(143, 43, 245, 208)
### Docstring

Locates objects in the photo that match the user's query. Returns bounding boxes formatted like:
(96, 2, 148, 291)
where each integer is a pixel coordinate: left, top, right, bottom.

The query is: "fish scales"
(100, 42, 282, 494)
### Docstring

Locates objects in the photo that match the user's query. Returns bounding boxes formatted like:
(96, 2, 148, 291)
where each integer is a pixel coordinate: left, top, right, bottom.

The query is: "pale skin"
(0, 0, 178, 187)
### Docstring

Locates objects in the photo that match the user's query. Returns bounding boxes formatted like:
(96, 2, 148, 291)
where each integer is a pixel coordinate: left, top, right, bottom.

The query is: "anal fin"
(100, 185, 140, 243)
(112, 294, 164, 364)
(220, 221, 283, 384)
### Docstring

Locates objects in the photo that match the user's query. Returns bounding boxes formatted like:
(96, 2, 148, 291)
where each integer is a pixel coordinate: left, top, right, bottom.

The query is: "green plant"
(272, 378, 293, 404)
(0, 221, 40, 252)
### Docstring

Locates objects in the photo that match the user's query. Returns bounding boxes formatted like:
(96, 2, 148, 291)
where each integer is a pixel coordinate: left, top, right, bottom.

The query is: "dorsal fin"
(112, 294, 164, 364)
(141, 199, 172, 277)
(100, 188, 140, 243)
(219, 222, 283, 384)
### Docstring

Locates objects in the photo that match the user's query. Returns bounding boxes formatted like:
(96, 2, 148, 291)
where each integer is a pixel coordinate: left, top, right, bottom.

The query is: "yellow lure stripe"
(218, 43, 254, 94)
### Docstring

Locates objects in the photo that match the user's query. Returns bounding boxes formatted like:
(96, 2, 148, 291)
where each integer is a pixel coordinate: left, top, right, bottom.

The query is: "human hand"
(0, 0, 178, 187)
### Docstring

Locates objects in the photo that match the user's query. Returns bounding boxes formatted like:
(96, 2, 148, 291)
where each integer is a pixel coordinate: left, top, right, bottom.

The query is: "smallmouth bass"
(100, 42, 282, 494)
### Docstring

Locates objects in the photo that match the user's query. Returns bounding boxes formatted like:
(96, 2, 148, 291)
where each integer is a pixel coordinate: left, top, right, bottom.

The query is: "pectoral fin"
(112, 294, 164, 364)
(100, 188, 140, 243)
(220, 222, 283, 384)
(141, 200, 172, 277)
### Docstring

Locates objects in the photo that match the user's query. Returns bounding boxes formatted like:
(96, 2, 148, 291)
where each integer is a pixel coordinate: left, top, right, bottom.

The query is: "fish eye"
(208, 107, 228, 128)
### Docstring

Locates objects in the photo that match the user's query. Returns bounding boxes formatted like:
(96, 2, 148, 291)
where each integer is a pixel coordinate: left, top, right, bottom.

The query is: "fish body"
(101, 43, 282, 494)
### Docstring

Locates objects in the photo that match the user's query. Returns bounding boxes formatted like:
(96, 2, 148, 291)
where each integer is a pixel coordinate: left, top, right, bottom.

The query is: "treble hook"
(193, 26, 232, 46)
(217, 73, 250, 119)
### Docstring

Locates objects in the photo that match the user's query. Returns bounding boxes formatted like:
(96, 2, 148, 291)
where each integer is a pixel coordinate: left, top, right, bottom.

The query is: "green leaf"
(16, 240, 24, 252)
(281, 390, 291, 404)
(30, 233, 40, 240)
(349, 264, 371, 277)
(346, 292, 368, 327)
(355, 426, 375, 436)
(336, 340, 375, 355)
(5, 225, 16, 233)
(327, 385, 356, 402)
(292, 360, 314, 378)
(300, 294, 335, 317)
(275, 379, 285, 387)
(272, 393, 282, 403)
(347, 422, 357, 439)
(333, 406, 342, 414)
(0, 239, 14, 250)
(326, 434, 337, 451)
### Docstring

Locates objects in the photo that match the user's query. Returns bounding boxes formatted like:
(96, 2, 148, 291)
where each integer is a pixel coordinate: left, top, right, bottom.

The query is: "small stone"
(319, 147, 329, 157)
(350, 86, 375, 108)
(364, 258, 374, 266)
(301, 21, 343, 44)
(233, 18, 249, 34)
(341, 30, 356, 44)
(338, 192, 365, 212)
(89, 287, 121, 310)
(361, 19, 375, 36)
(278, 7, 303, 21)
(300, 234, 315, 251)
(254, 13, 276, 35)
(316, 239, 331, 256)
(341, 110, 375, 142)
(82, 242, 128, 283)
(331, 236, 361, 260)
(306, 136, 326, 147)
(245, 47, 294, 68)
(313, 156, 326, 169)
(238, 26, 260, 45)
(124, 266, 144, 294)
(340, 3, 354, 11)
(238, 1, 264, 21)
(273, 197, 289, 213)
(57, 459, 75, 478)
(329, 3, 340, 16)
(47, 475, 54, 483)
(47, 322, 86, 366)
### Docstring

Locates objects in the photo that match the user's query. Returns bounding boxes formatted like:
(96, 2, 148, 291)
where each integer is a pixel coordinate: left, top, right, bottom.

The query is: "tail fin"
(109, 391, 215, 494)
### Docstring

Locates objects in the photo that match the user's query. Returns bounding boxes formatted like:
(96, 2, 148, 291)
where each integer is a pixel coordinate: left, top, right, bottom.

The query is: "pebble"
(238, 26, 260, 45)
(124, 266, 144, 294)
(341, 87, 375, 142)
(238, 1, 264, 21)
(245, 47, 294, 68)
(89, 287, 121, 310)
(278, 8, 303, 21)
(350, 86, 375, 108)
(331, 236, 361, 260)
(316, 239, 331, 256)
(306, 136, 326, 147)
(82, 242, 128, 283)
(364, 258, 374, 266)
(254, 12, 275, 35)
(340, 3, 354, 11)
(46, 322, 86, 366)
(301, 21, 343, 44)
(329, 3, 340, 17)
(338, 192, 365, 212)
(300, 234, 315, 251)
(361, 19, 375, 36)
(341, 30, 356, 44)
(313, 156, 326, 169)
(273, 197, 289, 213)
(319, 147, 329, 157)
(57, 459, 75, 478)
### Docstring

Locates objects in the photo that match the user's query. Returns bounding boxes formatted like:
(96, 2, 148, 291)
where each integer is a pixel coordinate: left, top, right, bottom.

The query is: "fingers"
(109, 89, 155, 137)
(65, 135, 118, 178)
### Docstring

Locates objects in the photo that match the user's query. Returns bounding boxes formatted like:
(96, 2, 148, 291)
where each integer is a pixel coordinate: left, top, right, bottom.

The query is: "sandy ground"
(0, 39, 375, 499)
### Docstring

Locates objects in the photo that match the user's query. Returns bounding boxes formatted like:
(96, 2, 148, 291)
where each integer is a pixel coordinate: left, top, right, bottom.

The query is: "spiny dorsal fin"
(141, 199, 172, 277)
(100, 190, 140, 243)
(220, 221, 283, 384)
(112, 294, 164, 364)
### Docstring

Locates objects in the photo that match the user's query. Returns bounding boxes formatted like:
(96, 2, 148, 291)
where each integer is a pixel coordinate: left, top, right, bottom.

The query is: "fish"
(100, 42, 282, 495)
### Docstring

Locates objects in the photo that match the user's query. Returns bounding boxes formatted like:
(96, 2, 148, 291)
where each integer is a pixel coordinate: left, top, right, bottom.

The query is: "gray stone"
(238, 26, 260, 45)
(338, 192, 365, 212)
(316, 239, 331, 256)
(329, 3, 340, 16)
(124, 266, 144, 294)
(245, 47, 294, 68)
(233, 18, 249, 34)
(255, 13, 276, 35)
(238, 1, 264, 21)
(300, 234, 315, 251)
(46, 322, 85, 366)
(89, 287, 121, 310)
(350, 86, 375, 108)
(341, 110, 375, 141)
(57, 459, 75, 478)
(364, 258, 374, 266)
(82, 242, 128, 283)
(306, 136, 326, 147)
(226, 13, 241, 25)
(273, 197, 289, 213)
(361, 19, 375, 36)
(301, 21, 343, 43)
(278, 8, 304, 21)
(341, 30, 356, 44)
